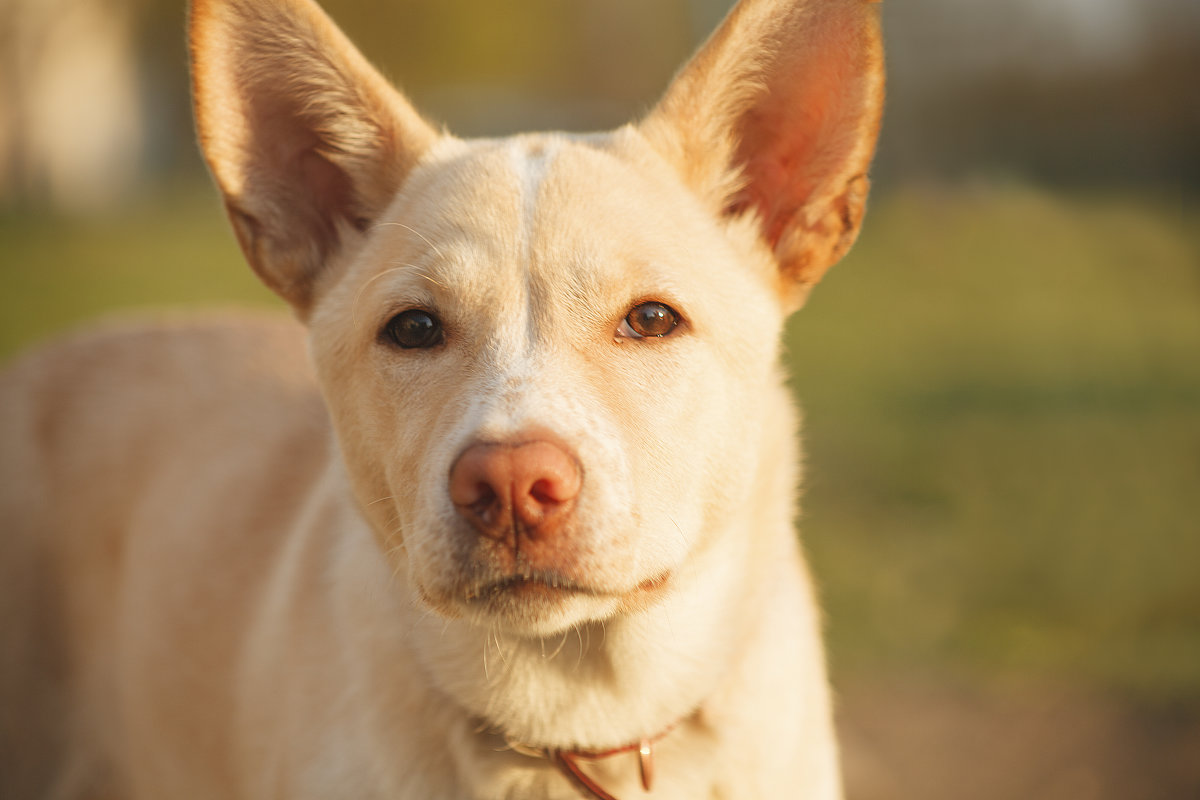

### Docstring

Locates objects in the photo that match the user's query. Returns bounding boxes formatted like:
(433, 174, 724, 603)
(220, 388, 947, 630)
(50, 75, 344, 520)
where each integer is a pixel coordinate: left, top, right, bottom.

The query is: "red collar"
(507, 723, 677, 800)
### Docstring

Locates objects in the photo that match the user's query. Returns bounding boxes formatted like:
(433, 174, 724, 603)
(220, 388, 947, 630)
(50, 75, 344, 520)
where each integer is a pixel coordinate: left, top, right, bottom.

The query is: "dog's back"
(0, 317, 327, 797)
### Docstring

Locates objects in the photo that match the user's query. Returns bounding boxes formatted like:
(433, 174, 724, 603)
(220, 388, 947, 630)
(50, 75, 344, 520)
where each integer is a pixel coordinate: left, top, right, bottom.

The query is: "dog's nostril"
(530, 478, 564, 505)
(474, 482, 497, 507)
(469, 482, 500, 522)
(449, 439, 581, 541)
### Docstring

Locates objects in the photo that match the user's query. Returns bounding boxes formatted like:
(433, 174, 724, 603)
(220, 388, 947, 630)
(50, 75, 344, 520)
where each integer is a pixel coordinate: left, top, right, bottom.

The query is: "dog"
(0, 0, 883, 797)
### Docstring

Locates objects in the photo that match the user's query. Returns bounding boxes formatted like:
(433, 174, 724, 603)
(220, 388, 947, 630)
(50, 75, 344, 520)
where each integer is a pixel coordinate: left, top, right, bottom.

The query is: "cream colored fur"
(0, 0, 884, 797)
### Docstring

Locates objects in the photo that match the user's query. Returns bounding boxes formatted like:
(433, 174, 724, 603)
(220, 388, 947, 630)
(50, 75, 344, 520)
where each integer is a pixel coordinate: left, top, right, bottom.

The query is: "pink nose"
(449, 440, 582, 545)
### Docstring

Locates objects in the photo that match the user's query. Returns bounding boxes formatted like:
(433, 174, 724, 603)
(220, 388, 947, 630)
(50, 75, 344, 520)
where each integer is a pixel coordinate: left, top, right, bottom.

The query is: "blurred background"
(1, 0, 1197, 796)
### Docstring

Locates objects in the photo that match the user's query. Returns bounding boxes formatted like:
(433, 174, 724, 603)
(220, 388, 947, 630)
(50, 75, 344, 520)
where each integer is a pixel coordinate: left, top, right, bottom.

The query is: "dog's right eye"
(618, 301, 680, 340)
(383, 309, 444, 349)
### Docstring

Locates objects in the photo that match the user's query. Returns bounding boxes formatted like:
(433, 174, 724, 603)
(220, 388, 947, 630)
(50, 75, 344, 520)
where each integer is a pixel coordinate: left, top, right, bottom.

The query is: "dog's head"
(191, 0, 882, 640)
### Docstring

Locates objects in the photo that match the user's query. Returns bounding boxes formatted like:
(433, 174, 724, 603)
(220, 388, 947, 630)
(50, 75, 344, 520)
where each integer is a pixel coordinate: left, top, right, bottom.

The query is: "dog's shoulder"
(3, 311, 315, 405)
(1, 312, 327, 501)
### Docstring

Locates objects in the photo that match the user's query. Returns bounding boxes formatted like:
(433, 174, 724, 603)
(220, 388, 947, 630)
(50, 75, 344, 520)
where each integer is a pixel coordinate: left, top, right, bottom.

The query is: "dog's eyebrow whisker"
(350, 264, 429, 334)
(414, 272, 447, 289)
(389, 262, 446, 284)
(383, 262, 445, 287)
(371, 221, 448, 262)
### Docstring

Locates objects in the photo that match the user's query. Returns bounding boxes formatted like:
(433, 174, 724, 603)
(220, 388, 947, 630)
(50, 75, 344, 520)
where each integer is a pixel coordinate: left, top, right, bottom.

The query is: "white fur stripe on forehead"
(508, 137, 561, 256)
(508, 136, 562, 348)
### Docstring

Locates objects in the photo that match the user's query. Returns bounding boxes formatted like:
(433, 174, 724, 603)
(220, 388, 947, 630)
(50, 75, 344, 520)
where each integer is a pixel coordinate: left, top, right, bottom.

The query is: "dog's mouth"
(464, 572, 594, 604)
(434, 568, 673, 626)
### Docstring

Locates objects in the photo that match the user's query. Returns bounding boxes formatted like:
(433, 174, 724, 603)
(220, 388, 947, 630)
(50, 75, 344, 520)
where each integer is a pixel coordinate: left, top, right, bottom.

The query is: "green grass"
(0, 186, 281, 356)
(788, 183, 1200, 699)
(2, 180, 1197, 699)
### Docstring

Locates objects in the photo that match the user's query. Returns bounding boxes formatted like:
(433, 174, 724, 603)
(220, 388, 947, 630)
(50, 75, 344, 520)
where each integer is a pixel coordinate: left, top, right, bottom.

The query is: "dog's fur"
(0, 0, 883, 797)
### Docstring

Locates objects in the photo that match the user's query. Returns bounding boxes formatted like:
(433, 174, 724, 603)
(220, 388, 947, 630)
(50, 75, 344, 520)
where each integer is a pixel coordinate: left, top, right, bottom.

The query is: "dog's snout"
(449, 440, 581, 545)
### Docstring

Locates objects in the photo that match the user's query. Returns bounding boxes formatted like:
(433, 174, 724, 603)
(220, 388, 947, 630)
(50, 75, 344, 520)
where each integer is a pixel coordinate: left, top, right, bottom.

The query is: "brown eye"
(620, 301, 679, 339)
(383, 309, 444, 349)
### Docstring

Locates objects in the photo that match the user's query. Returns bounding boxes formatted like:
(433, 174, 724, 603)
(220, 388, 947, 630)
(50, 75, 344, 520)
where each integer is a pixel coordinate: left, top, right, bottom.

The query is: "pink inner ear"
(244, 89, 363, 255)
(729, 16, 875, 248)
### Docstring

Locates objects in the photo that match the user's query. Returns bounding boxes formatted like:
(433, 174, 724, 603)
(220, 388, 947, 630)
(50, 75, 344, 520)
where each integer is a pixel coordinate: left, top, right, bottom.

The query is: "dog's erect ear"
(190, 0, 438, 313)
(642, 0, 884, 307)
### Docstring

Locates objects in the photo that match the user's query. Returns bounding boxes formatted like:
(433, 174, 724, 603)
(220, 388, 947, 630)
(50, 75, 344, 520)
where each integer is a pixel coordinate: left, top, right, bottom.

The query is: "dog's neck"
(503, 720, 679, 800)
(419, 518, 793, 798)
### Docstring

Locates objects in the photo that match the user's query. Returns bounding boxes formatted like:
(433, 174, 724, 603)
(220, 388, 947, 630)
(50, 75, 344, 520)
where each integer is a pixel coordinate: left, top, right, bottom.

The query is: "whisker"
(371, 221, 448, 262)
(482, 629, 491, 680)
(547, 629, 569, 661)
(663, 606, 677, 646)
(574, 624, 586, 670)
(414, 602, 438, 626)
(414, 271, 447, 289)
(491, 626, 510, 671)
(383, 527, 407, 562)
(667, 515, 688, 548)
(351, 264, 430, 333)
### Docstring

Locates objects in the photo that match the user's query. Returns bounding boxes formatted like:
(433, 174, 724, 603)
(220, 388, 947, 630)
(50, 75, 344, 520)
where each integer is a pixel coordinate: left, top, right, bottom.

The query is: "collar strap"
(550, 739, 655, 800)
(508, 724, 676, 800)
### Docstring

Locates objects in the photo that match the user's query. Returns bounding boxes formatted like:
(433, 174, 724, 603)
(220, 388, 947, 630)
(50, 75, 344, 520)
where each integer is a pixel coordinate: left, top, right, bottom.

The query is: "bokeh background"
(2, 0, 1198, 796)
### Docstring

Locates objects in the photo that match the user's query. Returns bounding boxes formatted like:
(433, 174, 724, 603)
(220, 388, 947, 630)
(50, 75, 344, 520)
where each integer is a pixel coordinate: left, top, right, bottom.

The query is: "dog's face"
(307, 132, 784, 635)
(191, 0, 883, 637)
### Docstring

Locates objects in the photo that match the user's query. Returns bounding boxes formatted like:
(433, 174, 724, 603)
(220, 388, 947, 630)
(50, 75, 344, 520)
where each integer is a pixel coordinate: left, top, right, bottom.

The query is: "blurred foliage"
(2, 181, 1197, 701)
(123, 0, 705, 180)
(110, 0, 1200, 188)
(876, 39, 1200, 187)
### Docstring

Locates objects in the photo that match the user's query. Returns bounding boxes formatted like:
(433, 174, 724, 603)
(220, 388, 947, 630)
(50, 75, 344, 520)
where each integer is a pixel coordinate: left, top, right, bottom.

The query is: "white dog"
(0, 0, 884, 797)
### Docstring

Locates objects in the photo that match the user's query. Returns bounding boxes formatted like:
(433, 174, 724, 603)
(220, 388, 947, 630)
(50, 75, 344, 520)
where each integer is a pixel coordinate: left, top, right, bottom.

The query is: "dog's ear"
(642, 0, 884, 308)
(190, 0, 438, 313)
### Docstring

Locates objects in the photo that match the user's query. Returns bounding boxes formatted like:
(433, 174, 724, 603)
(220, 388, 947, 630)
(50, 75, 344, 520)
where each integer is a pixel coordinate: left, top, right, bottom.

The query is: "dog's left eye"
(383, 309, 444, 349)
(618, 302, 680, 340)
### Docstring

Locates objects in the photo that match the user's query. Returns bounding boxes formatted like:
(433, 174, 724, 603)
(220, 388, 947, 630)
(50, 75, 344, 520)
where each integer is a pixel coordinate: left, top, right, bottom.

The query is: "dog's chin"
(418, 571, 673, 637)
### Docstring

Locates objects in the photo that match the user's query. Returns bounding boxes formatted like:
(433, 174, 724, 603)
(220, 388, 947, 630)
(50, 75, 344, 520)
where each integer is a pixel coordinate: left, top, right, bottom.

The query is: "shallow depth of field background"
(2, 1, 1198, 797)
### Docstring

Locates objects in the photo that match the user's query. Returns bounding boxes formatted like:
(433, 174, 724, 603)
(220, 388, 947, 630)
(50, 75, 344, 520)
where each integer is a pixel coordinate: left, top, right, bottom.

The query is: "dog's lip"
(460, 569, 671, 604)
(464, 572, 592, 601)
